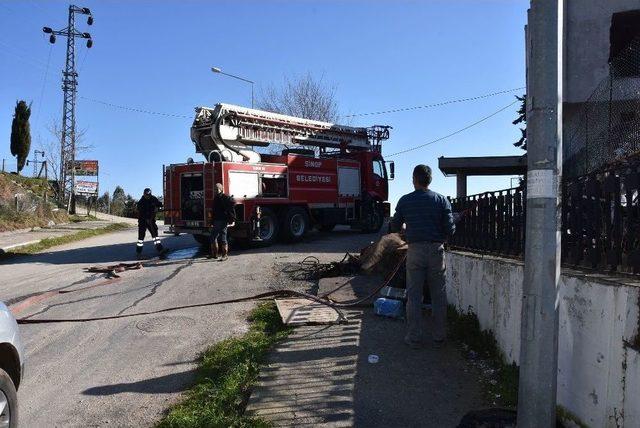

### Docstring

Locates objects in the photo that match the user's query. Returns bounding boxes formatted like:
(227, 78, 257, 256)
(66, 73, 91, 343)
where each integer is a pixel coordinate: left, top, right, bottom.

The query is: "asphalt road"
(0, 225, 377, 427)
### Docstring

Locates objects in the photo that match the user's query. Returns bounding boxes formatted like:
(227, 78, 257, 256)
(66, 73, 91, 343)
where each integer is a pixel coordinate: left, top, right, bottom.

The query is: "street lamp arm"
(219, 71, 254, 84)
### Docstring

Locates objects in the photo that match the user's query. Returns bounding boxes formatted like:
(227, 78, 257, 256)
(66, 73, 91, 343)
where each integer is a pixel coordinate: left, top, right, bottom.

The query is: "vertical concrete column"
(456, 173, 467, 198)
(518, 1, 562, 427)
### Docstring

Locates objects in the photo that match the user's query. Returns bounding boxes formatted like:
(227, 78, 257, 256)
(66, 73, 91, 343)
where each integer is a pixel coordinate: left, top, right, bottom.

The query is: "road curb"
(0, 240, 42, 254)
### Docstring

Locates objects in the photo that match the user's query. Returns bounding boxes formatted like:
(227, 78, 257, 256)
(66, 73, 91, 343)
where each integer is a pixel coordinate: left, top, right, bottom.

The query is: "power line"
(79, 96, 192, 118)
(386, 99, 519, 157)
(344, 87, 524, 118)
(0, 41, 49, 71)
(34, 44, 54, 130)
(77, 86, 523, 123)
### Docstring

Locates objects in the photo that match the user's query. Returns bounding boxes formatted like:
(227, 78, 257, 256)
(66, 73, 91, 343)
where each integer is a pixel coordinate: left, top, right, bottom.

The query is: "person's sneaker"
(404, 337, 422, 350)
(207, 253, 218, 260)
(219, 254, 229, 261)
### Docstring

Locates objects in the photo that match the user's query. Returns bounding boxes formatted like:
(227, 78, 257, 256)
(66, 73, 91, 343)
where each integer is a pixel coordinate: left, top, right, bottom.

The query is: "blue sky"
(0, 0, 527, 206)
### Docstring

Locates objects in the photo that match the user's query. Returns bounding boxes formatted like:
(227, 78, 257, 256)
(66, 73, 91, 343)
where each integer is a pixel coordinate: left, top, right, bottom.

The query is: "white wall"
(446, 250, 640, 428)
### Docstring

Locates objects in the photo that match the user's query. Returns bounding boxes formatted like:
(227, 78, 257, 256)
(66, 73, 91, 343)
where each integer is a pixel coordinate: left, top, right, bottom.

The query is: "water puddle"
(163, 246, 205, 260)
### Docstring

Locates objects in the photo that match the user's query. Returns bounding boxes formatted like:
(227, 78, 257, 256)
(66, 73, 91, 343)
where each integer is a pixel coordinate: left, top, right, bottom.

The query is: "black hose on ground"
(16, 253, 406, 325)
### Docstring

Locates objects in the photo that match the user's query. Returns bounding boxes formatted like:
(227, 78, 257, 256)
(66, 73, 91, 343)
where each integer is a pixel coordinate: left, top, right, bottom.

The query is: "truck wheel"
(193, 234, 210, 246)
(281, 207, 310, 242)
(362, 204, 384, 233)
(257, 207, 279, 245)
(0, 368, 18, 428)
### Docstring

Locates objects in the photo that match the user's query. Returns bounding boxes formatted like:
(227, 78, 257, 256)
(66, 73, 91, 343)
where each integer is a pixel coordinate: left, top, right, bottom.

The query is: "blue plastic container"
(374, 297, 404, 319)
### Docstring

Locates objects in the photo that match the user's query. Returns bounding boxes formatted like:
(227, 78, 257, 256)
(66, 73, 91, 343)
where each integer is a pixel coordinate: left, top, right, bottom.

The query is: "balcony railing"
(449, 186, 526, 257)
(448, 156, 640, 276)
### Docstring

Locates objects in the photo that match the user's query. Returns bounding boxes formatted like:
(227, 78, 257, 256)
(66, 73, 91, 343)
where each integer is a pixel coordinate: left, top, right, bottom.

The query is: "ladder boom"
(191, 103, 375, 162)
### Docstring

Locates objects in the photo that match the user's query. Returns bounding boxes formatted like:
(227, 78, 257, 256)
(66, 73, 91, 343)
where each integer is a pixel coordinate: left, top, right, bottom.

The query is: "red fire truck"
(163, 103, 394, 246)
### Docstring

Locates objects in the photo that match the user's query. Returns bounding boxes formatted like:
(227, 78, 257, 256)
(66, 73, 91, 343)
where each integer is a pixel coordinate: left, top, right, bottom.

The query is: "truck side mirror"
(389, 161, 395, 180)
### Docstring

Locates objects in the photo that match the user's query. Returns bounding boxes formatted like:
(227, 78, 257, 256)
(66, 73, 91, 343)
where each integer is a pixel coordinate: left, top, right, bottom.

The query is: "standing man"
(136, 188, 164, 257)
(209, 183, 235, 261)
(390, 165, 455, 349)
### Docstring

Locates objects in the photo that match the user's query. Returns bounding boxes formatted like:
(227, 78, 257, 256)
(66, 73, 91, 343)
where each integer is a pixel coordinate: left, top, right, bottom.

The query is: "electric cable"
(79, 96, 191, 119)
(386, 99, 519, 157)
(34, 44, 54, 130)
(344, 87, 524, 118)
(16, 252, 407, 324)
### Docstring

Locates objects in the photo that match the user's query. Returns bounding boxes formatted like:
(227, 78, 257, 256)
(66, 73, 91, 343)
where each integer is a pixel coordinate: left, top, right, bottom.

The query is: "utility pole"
(518, 1, 563, 427)
(42, 5, 94, 213)
(29, 150, 45, 177)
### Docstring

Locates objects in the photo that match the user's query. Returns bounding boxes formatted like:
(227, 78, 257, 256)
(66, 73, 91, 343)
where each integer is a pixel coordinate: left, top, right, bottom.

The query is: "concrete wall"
(446, 250, 640, 428)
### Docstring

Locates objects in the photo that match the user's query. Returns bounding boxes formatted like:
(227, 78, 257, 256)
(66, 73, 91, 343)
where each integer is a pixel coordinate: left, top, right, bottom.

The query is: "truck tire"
(281, 207, 310, 242)
(193, 234, 210, 246)
(0, 368, 18, 428)
(257, 207, 279, 245)
(362, 204, 384, 233)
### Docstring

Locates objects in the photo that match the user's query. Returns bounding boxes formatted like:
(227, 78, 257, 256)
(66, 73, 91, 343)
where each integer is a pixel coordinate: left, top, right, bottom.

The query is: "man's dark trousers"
(137, 218, 162, 253)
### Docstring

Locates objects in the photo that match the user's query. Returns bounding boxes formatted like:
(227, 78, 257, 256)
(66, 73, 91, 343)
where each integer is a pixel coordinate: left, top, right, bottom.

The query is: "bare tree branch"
(257, 72, 340, 122)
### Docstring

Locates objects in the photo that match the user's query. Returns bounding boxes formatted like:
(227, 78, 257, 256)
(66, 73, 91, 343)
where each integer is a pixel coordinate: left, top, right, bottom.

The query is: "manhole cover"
(136, 315, 196, 333)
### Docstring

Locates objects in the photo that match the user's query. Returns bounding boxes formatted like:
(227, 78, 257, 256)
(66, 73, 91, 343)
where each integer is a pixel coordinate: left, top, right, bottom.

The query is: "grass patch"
(158, 302, 292, 428)
(447, 305, 519, 407)
(0, 223, 130, 258)
(68, 214, 99, 222)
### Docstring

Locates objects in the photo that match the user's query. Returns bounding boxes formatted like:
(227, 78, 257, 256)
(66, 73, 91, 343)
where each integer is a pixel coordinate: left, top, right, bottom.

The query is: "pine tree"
(111, 186, 127, 216)
(10, 100, 32, 173)
(512, 95, 527, 151)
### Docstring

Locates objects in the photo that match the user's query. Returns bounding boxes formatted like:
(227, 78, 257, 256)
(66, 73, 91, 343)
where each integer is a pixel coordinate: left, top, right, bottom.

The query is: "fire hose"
(16, 253, 406, 325)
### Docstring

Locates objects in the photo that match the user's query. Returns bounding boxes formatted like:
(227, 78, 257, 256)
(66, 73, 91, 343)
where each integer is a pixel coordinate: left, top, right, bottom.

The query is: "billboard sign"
(75, 180, 99, 195)
(69, 160, 99, 176)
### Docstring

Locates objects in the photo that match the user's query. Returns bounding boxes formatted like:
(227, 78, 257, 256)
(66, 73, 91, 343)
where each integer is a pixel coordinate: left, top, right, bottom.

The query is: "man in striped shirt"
(390, 164, 455, 349)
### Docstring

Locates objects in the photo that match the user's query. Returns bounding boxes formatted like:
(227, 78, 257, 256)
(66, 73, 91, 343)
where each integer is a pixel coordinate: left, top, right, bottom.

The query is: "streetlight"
(211, 66, 254, 108)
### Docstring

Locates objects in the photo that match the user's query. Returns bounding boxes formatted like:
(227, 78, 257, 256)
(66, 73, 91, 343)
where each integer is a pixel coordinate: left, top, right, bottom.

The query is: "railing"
(449, 186, 526, 257)
(562, 156, 640, 275)
(449, 157, 640, 276)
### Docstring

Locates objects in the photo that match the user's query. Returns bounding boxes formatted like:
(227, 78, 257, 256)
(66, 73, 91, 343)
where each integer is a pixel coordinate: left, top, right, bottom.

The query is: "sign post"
(72, 160, 99, 217)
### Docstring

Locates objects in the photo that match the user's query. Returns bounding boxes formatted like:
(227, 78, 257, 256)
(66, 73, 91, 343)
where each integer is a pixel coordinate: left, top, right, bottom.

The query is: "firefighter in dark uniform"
(136, 188, 164, 256)
(209, 183, 235, 261)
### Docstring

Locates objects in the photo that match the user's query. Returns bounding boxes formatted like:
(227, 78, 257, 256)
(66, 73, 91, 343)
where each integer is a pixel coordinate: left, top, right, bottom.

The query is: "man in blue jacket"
(390, 164, 455, 349)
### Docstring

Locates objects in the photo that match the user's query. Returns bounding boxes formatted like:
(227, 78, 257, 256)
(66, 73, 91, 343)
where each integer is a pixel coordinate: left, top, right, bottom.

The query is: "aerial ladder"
(190, 103, 390, 163)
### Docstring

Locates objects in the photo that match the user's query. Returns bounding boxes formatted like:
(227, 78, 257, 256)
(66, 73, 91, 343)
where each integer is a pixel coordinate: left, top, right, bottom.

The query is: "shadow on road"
(0, 228, 380, 266)
(82, 369, 196, 396)
(248, 294, 489, 426)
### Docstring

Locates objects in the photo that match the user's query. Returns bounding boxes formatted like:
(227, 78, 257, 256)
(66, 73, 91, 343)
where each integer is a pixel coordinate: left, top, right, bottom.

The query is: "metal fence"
(449, 186, 526, 257)
(563, 156, 640, 275)
(565, 35, 640, 179)
(450, 157, 640, 276)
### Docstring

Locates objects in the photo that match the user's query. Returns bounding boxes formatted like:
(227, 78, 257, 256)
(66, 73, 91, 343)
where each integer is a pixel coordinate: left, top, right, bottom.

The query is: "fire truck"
(163, 103, 394, 246)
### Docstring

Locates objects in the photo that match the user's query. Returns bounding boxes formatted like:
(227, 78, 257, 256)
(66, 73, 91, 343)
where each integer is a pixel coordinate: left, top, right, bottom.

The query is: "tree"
(37, 120, 92, 199)
(110, 186, 127, 216)
(96, 191, 110, 213)
(257, 72, 339, 122)
(10, 100, 32, 173)
(513, 94, 527, 150)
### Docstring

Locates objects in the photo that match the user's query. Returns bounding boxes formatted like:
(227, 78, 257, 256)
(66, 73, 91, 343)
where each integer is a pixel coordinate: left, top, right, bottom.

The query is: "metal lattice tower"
(43, 5, 93, 210)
